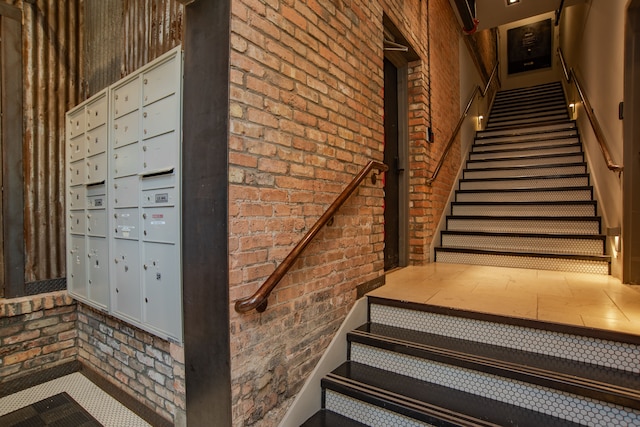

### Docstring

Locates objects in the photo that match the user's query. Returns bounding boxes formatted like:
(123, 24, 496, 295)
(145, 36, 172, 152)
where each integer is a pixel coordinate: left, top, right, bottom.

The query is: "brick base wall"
(76, 303, 186, 425)
(0, 292, 77, 385)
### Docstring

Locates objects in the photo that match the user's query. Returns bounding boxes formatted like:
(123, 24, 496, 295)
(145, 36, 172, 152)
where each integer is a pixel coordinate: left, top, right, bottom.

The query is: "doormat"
(0, 392, 103, 427)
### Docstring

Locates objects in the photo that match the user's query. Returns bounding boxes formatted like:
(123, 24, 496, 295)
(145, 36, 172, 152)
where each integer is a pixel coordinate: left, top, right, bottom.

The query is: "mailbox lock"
(145, 298, 148, 303)
(143, 146, 147, 152)
(143, 112, 147, 118)
(144, 264, 148, 270)
(114, 213, 118, 218)
(143, 213, 147, 219)
(116, 288, 119, 293)
(114, 258, 118, 263)
(144, 230, 147, 236)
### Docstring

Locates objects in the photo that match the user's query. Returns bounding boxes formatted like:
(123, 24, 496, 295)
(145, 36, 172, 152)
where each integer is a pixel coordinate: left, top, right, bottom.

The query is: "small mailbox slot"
(113, 111, 141, 148)
(114, 208, 140, 240)
(87, 237, 109, 308)
(87, 153, 107, 183)
(68, 186, 86, 210)
(143, 56, 179, 106)
(86, 96, 108, 130)
(86, 124, 108, 155)
(113, 175, 140, 208)
(142, 207, 178, 244)
(69, 134, 86, 162)
(142, 95, 178, 140)
(69, 159, 86, 186)
(113, 143, 141, 178)
(113, 77, 141, 118)
(69, 210, 87, 235)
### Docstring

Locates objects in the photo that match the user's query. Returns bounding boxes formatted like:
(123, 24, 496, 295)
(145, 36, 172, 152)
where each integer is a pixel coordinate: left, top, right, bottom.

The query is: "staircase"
(434, 82, 610, 275)
(298, 82, 640, 426)
(302, 297, 640, 426)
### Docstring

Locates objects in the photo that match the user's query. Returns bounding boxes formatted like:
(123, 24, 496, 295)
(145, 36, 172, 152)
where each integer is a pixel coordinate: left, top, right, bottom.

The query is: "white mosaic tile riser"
(369, 304, 639, 373)
(441, 234, 603, 256)
(459, 176, 589, 191)
(473, 137, 579, 150)
(469, 146, 581, 161)
(435, 251, 609, 275)
(465, 166, 586, 180)
(325, 390, 435, 427)
(351, 344, 640, 427)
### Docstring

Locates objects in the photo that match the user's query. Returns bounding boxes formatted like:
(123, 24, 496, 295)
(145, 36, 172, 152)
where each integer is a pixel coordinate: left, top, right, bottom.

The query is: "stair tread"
(464, 162, 587, 172)
(325, 361, 583, 427)
(301, 409, 368, 427)
(351, 323, 640, 402)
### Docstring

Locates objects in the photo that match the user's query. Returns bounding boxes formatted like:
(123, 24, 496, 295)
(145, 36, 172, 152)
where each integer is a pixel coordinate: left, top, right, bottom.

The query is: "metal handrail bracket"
(234, 160, 388, 313)
(558, 48, 623, 174)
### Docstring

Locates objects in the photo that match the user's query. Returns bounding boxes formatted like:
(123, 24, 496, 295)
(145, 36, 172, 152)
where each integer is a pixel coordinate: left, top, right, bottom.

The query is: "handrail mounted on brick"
(427, 61, 499, 186)
(558, 48, 623, 174)
(234, 160, 389, 313)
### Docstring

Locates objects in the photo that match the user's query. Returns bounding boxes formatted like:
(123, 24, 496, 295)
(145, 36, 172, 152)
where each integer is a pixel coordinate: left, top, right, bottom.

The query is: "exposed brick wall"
(228, 0, 461, 425)
(76, 303, 186, 425)
(0, 292, 77, 384)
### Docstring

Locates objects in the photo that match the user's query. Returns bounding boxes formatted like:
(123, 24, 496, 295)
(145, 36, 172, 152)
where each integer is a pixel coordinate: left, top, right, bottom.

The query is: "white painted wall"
(559, 1, 627, 278)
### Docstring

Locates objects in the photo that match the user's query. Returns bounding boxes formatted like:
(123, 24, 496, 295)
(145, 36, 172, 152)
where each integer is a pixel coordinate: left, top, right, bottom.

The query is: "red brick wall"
(76, 303, 186, 424)
(0, 292, 77, 384)
(229, 0, 461, 424)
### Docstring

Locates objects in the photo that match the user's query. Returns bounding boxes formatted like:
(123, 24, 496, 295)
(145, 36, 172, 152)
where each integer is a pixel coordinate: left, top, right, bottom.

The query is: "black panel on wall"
(182, 0, 232, 425)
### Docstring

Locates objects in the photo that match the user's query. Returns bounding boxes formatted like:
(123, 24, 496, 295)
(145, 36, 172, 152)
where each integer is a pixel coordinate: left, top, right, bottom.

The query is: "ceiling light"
(507, 0, 520, 5)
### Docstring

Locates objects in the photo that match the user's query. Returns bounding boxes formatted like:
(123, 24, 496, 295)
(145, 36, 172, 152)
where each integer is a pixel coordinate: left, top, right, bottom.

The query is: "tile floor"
(0, 372, 150, 427)
(370, 263, 640, 336)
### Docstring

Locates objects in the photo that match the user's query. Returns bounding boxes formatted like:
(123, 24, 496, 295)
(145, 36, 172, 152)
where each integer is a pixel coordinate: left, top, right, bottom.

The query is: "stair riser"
(469, 145, 581, 161)
(472, 137, 579, 152)
(478, 123, 576, 138)
(349, 343, 640, 427)
(490, 103, 567, 119)
(324, 390, 430, 427)
(486, 115, 569, 129)
(475, 130, 577, 144)
(434, 250, 609, 274)
(459, 176, 589, 190)
(446, 219, 600, 235)
(463, 165, 587, 179)
(441, 234, 604, 256)
(456, 190, 592, 203)
(368, 304, 639, 372)
(466, 154, 584, 169)
(450, 204, 596, 217)
(493, 94, 565, 108)
(494, 86, 563, 100)
(487, 105, 568, 124)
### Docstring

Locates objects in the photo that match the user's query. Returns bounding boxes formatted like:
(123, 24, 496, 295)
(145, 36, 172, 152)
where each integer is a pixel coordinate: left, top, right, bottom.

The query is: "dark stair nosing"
(434, 246, 611, 263)
(367, 296, 640, 345)
(486, 116, 570, 130)
(349, 324, 640, 411)
(324, 362, 583, 427)
(450, 200, 598, 211)
(301, 409, 368, 427)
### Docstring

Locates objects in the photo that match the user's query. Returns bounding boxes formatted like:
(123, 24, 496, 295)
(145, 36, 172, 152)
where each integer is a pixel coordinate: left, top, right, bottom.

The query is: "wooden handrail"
(558, 48, 623, 173)
(234, 160, 389, 313)
(427, 61, 499, 186)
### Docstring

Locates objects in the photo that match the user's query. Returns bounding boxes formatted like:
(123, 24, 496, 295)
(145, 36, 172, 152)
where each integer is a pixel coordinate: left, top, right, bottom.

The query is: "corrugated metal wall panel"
(123, 0, 183, 76)
(83, 0, 123, 96)
(22, 0, 83, 282)
(10, 0, 182, 283)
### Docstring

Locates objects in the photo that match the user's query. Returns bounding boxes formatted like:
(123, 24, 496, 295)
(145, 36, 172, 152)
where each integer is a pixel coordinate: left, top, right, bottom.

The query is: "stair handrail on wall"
(427, 61, 499, 186)
(558, 48, 623, 174)
(234, 160, 389, 313)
